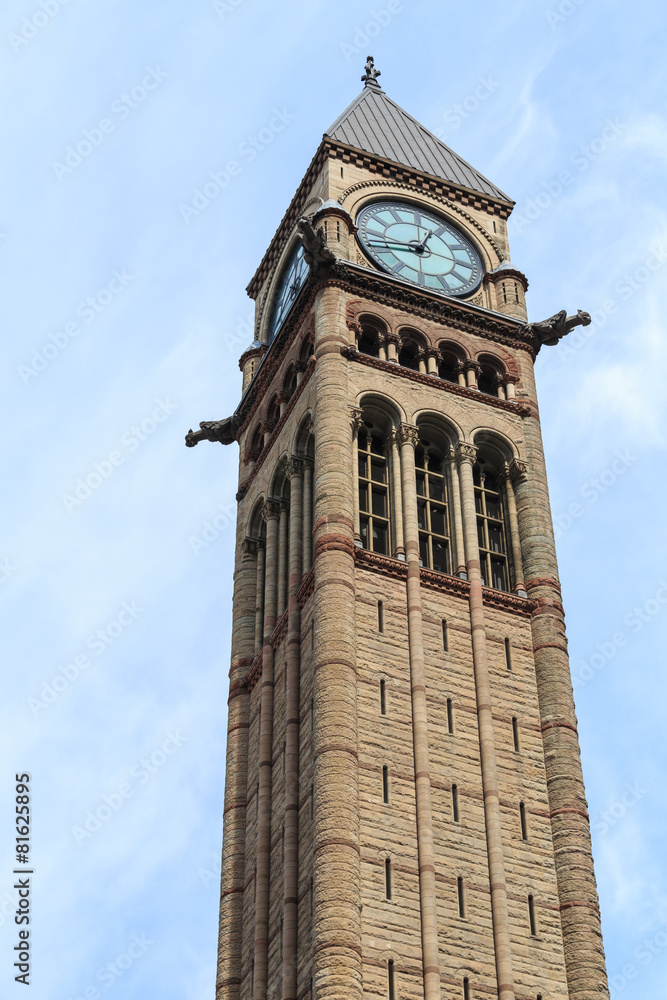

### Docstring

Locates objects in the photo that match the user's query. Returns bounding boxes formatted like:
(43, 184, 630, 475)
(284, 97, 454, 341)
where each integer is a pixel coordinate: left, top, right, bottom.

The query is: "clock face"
(268, 243, 309, 342)
(357, 201, 482, 296)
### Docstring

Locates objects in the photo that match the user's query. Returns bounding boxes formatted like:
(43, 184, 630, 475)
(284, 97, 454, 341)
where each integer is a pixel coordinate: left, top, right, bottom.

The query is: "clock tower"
(188, 59, 609, 1000)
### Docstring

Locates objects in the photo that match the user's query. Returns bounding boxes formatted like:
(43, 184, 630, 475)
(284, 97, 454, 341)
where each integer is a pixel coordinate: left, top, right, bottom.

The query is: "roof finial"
(361, 55, 381, 87)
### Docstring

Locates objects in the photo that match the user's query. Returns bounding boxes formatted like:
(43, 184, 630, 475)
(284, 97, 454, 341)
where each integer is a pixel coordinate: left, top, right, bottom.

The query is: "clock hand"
(367, 237, 420, 249)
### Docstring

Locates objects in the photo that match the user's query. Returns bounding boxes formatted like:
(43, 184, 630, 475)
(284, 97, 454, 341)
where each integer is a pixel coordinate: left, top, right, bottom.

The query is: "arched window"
(478, 363, 500, 396)
(358, 323, 381, 358)
(266, 395, 281, 431)
(358, 427, 390, 555)
(398, 339, 420, 370)
(249, 424, 264, 461)
(474, 463, 509, 591)
(283, 365, 297, 399)
(416, 444, 451, 573)
(439, 350, 462, 384)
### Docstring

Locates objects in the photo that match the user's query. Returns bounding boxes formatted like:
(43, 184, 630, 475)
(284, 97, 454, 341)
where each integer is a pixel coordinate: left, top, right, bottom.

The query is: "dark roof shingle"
(325, 84, 511, 204)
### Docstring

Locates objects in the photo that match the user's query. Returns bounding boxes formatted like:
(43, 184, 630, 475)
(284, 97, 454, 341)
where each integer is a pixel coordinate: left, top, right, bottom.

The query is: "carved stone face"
(356, 200, 483, 297)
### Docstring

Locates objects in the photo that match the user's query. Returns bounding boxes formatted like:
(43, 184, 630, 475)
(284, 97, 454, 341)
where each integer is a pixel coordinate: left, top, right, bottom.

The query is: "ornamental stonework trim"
(341, 348, 530, 417)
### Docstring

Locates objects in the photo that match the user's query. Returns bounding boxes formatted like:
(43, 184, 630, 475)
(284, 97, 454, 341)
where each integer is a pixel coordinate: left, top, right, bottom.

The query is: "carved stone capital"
(456, 442, 478, 465)
(302, 456, 314, 472)
(425, 347, 440, 360)
(259, 421, 273, 436)
(397, 424, 420, 449)
(463, 360, 481, 375)
(503, 373, 520, 385)
(385, 332, 400, 347)
(509, 458, 528, 483)
(262, 499, 281, 522)
(279, 498, 290, 514)
(276, 391, 290, 406)
(285, 457, 305, 480)
(294, 360, 308, 374)
(243, 536, 265, 555)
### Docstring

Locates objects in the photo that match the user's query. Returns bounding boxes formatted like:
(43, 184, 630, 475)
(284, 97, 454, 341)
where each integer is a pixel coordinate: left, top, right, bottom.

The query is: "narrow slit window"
(382, 766, 389, 804)
(520, 802, 528, 840)
(515, 282, 519, 303)
(442, 619, 448, 651)
(512, 717, 520, 752)
(378, 600, 384, 632)
(447, 698, 454, 734)
(463, 978, 470, 1000)
(457, 876, 465, 917)
(385, 859, 392, 900)
(387, 960, 395, 1000)
(452, 784, 459, 822)
(492, 220, 497, 232)
(380, 679, 387, 715)
(341, 166, 344, 178)
(505, 637, 512, 670)
(528, 894, 537, 936)
(336, 220, 341, 242)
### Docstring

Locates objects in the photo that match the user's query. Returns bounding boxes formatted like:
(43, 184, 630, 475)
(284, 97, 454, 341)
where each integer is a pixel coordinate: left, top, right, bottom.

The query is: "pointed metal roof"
(325, 81, 511, 204)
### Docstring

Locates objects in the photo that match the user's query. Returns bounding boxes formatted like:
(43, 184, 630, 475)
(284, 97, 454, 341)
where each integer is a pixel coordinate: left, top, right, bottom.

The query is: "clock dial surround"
(356, 201, 483, 297)
(268, 243, 309, 343)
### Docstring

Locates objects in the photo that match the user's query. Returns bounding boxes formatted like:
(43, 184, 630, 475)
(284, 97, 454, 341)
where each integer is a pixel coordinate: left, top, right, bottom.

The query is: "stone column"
(398, 423, 441, 1000)
(312, 284, 362, 1000)
(504, 375, 518, 400)
(456, 442, 515, 1000)
(216, 530, 256, 1000)
(283, 458, 304, 1000)
(386, 333, 399, 363)
(456, 363, 466, 388)
(378, 332, 388, 362)
(350, 408, 364, 547)
(448, 448, 467, 579)
(254, 539, 266, 655)
(277, 498, 289, 619)
(514, 359, 610, 999)
(426, 348, 439, 375)
(302, 458, 313, 574)
(389, 430, 405, 560)
(417, 350, 427, 374)
(464, 361, 479, 389)
(254, 499, 281, 1000)
(502, 463, 527, 598)
(295, 360, 308, 386)
(261, 421, 273, 449)
(277, 392, 290, 419)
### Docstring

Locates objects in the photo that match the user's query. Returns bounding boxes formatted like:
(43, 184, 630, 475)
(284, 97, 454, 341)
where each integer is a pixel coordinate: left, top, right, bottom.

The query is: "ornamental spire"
(361, 55, 381, 87)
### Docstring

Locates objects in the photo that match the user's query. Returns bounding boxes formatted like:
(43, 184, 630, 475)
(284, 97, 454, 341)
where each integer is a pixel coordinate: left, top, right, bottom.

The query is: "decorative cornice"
(354, 548, 533, 616)
(341, 347, 530, 416)
(334, 152, 514, 221)
(335, 266, 536, 356)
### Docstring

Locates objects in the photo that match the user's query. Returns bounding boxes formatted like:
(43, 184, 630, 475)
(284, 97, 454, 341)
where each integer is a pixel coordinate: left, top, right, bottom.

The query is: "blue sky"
(1, 0, 665, 997)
